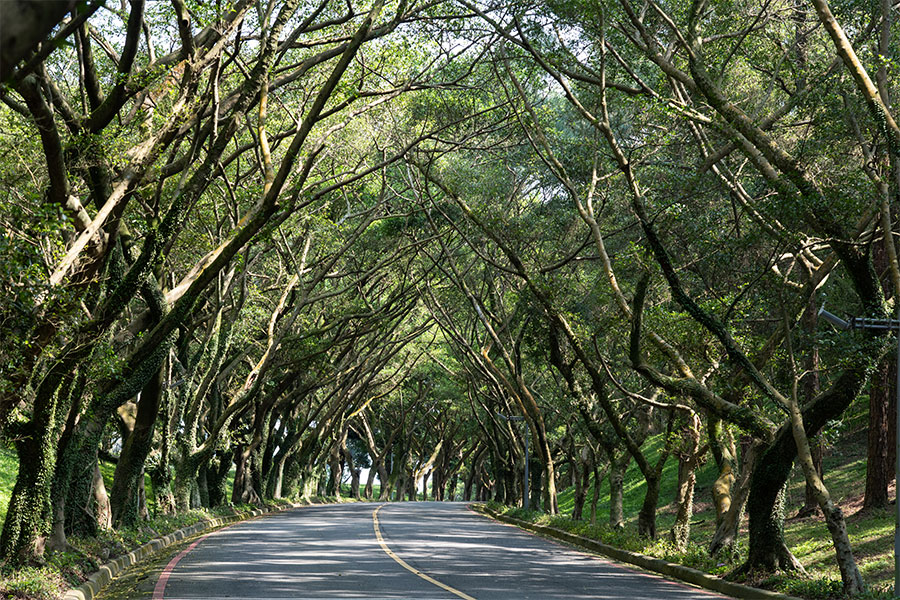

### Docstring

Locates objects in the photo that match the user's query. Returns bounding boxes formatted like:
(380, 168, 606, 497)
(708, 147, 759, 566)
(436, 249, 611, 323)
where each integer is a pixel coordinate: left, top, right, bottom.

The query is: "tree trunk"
(231, 446, 249, 504)
(395, 471, 407, 502)
(63, 343, 170, 535)
(447, 472, 459, 501)
(744, 482, 805, 571)
(327, 442, 342, 499)
(865, 355, 894, 509)
(572, 454, 589, 521)
(530, 457, 542, 510)
(710, 438, 757, 556)
(379, 458, 392, 501)
(712, 463, 735, 526)
(94, 464, 112, 530)
(589, 462, 605, 526)
(1, 412, 63, 563)
(420, 470, 429, 501)
(365, 461, 377, 500)
(740, 365, 869, 574)
(206, 453, 231, 507)
(1, 361, 77, 564)
(787, 344, 865, 595)
(64, 426, 105, 537)
(343, 442, 360, 500)
(638, 473, 661, 539)
(671, 459, 697, 551)
(197, 465, 210, 507)
(671, 414, 702, 551)
(799, 293, 823, 517)
(111, 363, 164, 527)
(272, 452, 288, 500)
(609, 453, 629, 528)
(798, 438, 824, 517)
(465, 447, 484, 502)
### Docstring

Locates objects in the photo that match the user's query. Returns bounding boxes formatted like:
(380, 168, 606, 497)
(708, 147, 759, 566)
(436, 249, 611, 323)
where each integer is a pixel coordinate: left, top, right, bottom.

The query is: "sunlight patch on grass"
(0, 443, 17, 533)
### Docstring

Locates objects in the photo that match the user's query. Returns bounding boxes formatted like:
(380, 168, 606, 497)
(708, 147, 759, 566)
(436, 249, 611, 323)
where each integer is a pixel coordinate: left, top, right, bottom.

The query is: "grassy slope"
(0, 442, 16, 528)
(548, 396, 893, 597)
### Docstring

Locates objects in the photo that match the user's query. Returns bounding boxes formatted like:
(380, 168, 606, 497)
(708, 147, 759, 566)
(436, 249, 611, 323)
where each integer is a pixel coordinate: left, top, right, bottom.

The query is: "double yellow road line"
(372, 505, 477, 600)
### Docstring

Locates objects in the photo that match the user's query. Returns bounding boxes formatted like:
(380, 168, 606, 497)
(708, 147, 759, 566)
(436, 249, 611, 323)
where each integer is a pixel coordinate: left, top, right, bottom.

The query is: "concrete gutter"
(63, 501, 313, 600)
(472, 504, 802, 600)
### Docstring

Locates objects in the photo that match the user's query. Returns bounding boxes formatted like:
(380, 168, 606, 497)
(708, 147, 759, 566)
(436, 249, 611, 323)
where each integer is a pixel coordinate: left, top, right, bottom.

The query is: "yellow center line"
(372, 505, 477, 600)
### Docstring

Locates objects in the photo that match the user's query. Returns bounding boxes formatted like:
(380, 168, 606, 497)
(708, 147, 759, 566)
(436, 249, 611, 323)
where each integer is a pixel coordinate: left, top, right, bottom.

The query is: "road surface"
(150, 502, 730, 599)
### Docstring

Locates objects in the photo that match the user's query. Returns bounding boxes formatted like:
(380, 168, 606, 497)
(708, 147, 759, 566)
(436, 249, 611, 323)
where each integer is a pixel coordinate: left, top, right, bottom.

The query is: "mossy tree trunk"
(608, 451, 629, 528)
(111, 360, 165, 527)
(61, 341, 169, 536)
(741, 365, 870, 573)
(671, 413, 704, 551)
(710, 438, 757, 557)
(207, 452, 232, 507)
(0, 364, 75, 564)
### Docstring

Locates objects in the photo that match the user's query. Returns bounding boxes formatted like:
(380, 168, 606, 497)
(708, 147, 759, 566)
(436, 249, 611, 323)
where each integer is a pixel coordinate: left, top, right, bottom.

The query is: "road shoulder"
(469, 503, 801, 600)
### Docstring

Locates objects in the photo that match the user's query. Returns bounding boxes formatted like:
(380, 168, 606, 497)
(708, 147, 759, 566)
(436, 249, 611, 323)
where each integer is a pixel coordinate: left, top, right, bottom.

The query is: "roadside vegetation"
(1, 1, 899, 599)
(489, 396, 895, 599)
(0, 459, 293, 600)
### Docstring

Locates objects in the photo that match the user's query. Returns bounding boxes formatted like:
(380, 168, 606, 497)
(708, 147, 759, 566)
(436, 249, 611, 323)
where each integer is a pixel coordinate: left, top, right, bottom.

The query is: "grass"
(0, 396, 893, 599)
(0, 500, 292, 599)
(0, 442, 16, 529)
(0, 443, 296, 599)
(498, 396, 894, 600)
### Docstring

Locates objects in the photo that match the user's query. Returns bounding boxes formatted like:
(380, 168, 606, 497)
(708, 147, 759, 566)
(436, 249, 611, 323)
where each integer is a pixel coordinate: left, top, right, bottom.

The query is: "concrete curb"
(471, 504, 802, 600)
(63, 502, 307, 600)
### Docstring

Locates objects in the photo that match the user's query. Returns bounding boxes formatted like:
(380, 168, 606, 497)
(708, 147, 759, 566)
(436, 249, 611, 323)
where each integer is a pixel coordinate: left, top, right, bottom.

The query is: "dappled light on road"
(156, 502, 728, 600)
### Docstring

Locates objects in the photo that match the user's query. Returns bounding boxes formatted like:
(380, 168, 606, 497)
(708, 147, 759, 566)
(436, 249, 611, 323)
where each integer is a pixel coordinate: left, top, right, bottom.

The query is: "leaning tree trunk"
(111, 362, 164, 527)
(0, 355, 80, 564)
(62, 342, 170, 535)
(797, 294, 824, 518)
(785, 327, 865, 595)
(709, 438, 756, 556)
(638, 417, 673, 539)
(797, 438, 824, 517)
(741, 363, 870, 574)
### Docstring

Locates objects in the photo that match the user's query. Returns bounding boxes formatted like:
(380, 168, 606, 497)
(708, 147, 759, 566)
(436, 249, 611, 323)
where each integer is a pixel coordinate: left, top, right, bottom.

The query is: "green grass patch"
(498, 397, 894, 600)
(0, 502, 288, 599)
(0, 442, 17, 532)
(0, 565, 69, 600)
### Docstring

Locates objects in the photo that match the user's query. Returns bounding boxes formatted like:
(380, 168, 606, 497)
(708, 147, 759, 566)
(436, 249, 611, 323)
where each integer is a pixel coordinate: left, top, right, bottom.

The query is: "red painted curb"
(153, 533, 212, 600)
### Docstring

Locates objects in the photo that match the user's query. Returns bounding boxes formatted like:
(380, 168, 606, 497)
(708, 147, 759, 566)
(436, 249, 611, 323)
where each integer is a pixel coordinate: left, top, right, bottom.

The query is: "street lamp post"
(498, 413, 529, 510)
(819, 306, 900, 598)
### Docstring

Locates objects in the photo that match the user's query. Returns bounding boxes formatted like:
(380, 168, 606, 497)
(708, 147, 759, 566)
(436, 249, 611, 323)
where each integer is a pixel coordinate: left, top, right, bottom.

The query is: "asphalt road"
(153, 501, 732, 600)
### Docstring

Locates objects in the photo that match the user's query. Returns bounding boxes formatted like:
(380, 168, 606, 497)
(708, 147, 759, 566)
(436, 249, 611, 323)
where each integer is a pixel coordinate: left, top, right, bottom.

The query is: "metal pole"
(895, 313, 900, 600)
(523, 426, 530, 511)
